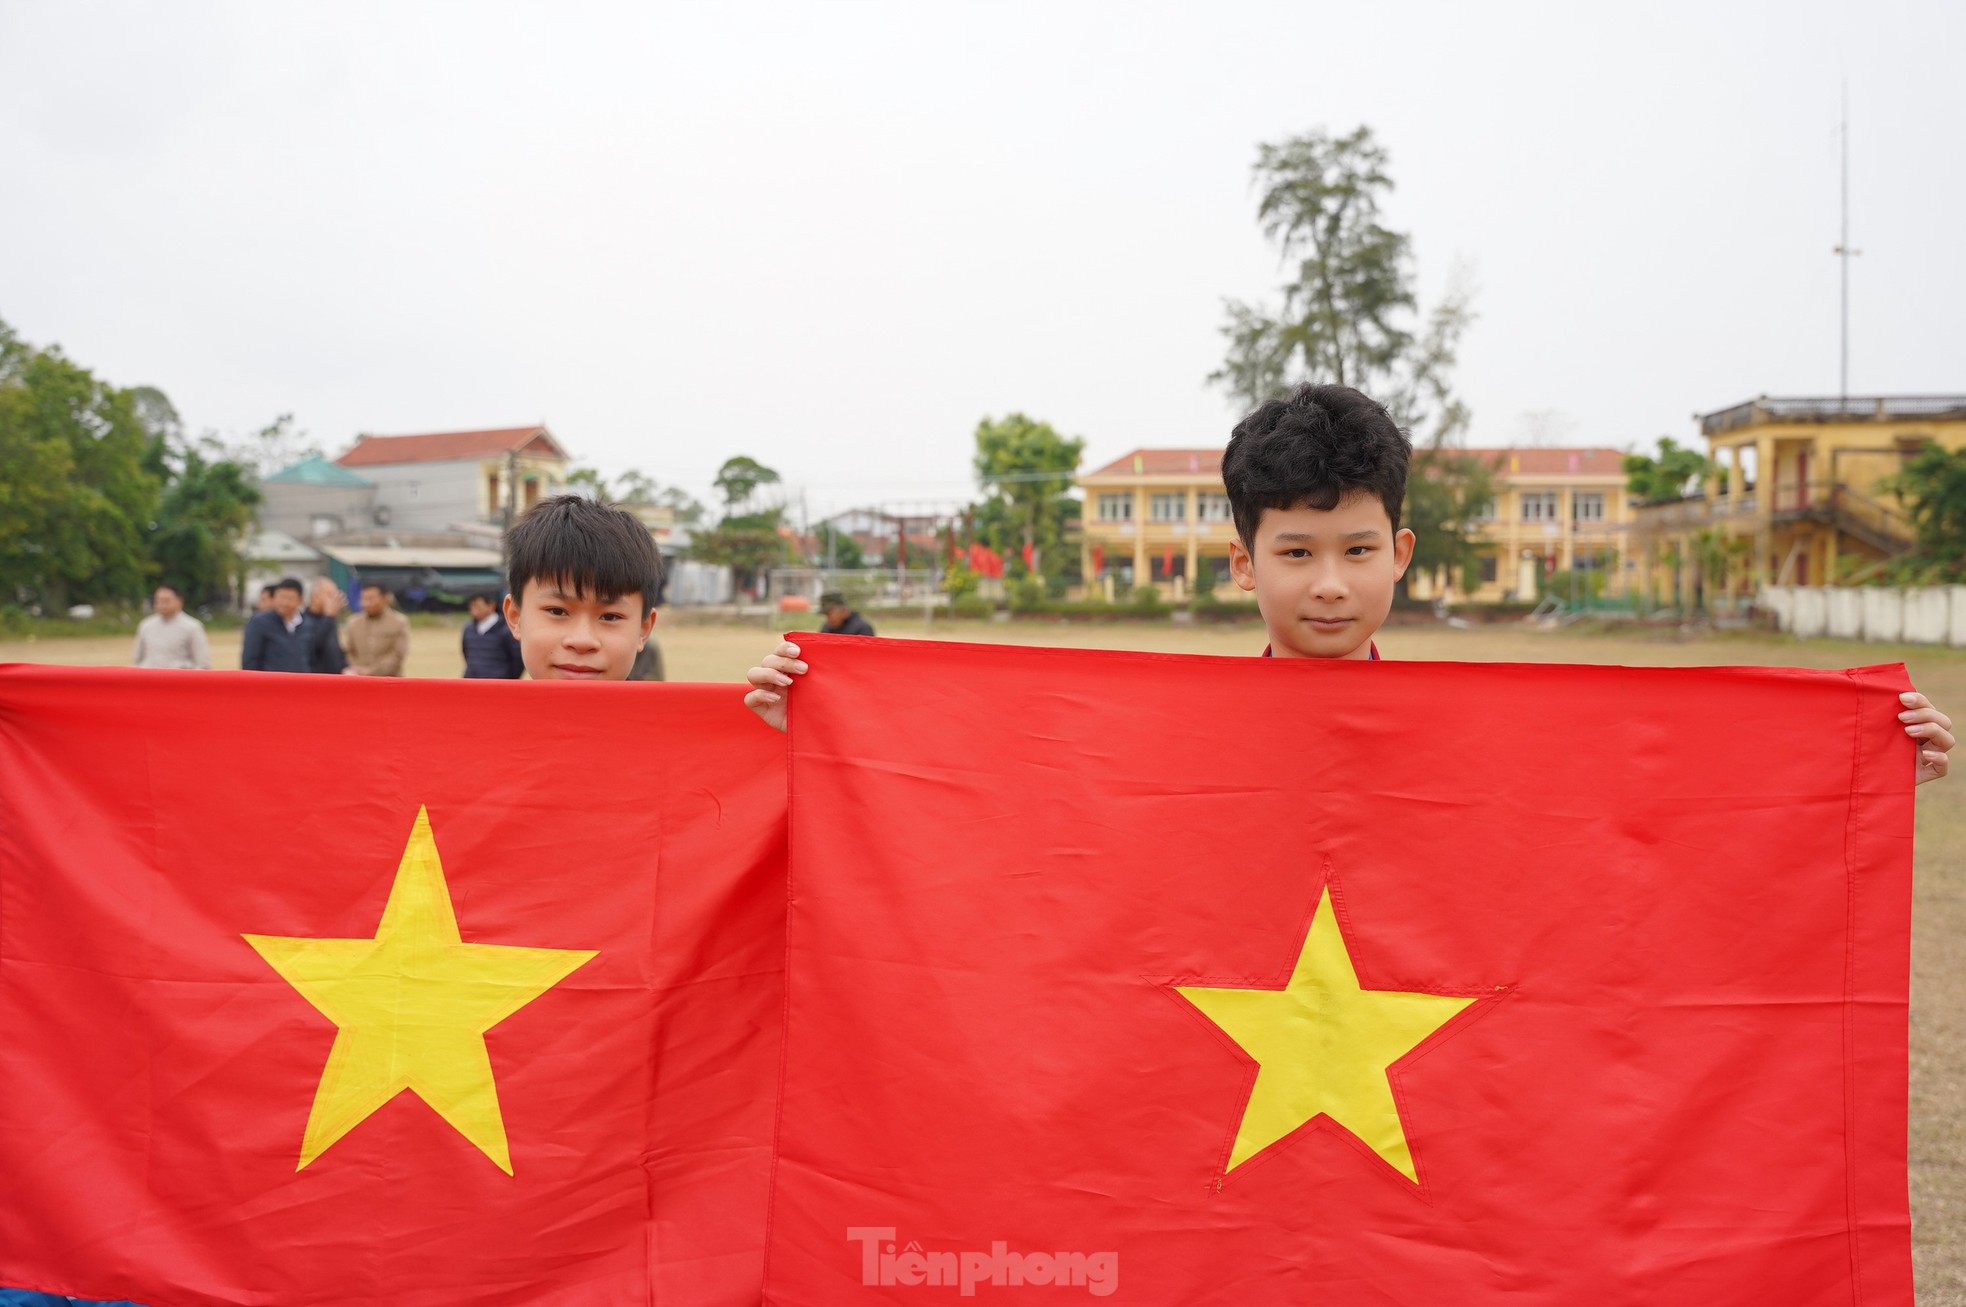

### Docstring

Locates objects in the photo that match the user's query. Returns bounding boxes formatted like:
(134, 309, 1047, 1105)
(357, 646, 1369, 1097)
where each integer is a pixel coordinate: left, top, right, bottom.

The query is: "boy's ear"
(638, 608, 658, 646)
(502, 592, 522, 634)
(1228, 538, 1257, 593)
(1392, 528, 1416, 580)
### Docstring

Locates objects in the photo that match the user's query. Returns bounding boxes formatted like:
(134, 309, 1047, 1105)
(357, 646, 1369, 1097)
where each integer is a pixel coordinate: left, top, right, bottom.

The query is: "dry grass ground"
(4, 616, 1962, 1302)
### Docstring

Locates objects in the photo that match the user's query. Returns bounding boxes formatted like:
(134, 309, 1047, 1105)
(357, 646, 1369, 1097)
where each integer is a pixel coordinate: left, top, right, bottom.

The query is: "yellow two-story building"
(1455, 448, 1634, 602)
(1077, 445, 1636, 602)
(1631, 395, 1966, 608)
(1077, 449, 1238, 597)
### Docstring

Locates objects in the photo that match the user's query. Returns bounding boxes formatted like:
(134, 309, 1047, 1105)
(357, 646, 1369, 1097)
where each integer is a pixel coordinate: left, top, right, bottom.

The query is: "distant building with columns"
(1077, 445, 1635, 602)
(1077, 450, 1238, 599)
(1628, 395, 1966, 609)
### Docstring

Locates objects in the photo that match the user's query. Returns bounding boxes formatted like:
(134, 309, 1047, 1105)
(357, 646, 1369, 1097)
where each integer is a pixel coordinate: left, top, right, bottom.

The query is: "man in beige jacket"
(342, 583, 411, 676)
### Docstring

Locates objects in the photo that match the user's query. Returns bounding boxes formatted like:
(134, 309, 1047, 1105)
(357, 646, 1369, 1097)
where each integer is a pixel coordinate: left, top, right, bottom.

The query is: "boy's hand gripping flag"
(767, 637, 1915, 1306)
(0, 667, 786, 1307)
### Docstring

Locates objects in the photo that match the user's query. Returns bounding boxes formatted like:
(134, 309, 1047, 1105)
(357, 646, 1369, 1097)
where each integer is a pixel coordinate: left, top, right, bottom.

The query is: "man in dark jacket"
(819, 591, 875, 637)
(460, 592, 525, 678)
(241, 578, 311, 672)
(303, 577, 348, 675)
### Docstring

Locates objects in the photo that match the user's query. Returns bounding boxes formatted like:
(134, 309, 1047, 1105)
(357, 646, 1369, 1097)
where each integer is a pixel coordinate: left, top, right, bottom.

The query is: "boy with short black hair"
(745, 383, 1953, 782)
(1220, 382, 1412, 661)
(502, 495, 662, 681)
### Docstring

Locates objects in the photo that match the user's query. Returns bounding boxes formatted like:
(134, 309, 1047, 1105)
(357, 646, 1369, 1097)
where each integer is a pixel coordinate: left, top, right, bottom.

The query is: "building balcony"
(1701, 395, 1966, 437)
(1632, 482, 1912, 556)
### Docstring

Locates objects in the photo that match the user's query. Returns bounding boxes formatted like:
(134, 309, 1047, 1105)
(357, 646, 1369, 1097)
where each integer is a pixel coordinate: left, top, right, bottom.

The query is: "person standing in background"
(303, 577, 348, 675)
(818, 591, 875, 637)
(132, 583, 210, 669)
(460, 592, 524, 678)
(343, 583, 410, 676)
(241, 578, 310, 672)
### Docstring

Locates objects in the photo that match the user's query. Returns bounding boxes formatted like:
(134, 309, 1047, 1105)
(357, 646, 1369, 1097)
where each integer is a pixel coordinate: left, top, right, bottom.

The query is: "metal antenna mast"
(1832, 82, 1862, 407)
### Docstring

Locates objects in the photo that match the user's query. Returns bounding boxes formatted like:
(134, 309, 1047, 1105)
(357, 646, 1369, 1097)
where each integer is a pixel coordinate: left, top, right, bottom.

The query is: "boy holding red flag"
(500, 495, 663, 681)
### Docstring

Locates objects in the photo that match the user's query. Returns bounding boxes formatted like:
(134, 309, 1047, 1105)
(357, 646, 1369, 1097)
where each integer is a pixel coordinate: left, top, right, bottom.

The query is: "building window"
(1096, 494, 1133, 522)
(1478, 554, 1498, 583)
(1520, 492, 1558, 521)
(1196, 492, 1234, 522)
(1470, 497, 1496, 521)
(1149, 493, 1187, 522)
(1573, 492, 1604, 521)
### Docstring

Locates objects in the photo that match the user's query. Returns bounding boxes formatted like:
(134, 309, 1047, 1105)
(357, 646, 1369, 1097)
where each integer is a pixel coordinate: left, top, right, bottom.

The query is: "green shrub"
(1007, 575, 1050, 612)
(948, 596, 997, 620)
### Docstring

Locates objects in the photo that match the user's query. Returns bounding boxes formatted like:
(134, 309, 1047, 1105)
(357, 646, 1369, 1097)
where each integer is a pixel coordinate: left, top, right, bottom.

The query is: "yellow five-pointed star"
(1178, 886, 1475, 1181)
(245, 806, 597, 1175)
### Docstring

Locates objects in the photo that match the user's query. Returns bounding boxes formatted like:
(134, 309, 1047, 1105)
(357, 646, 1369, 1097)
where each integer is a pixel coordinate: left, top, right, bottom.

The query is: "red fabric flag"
(1090, 545, 1104, 577)
(1161, 545, 1176, 577)
(769, 638, 1914, 1305)
(0, 667, 786, 1307)
(1022, 542, 1036, 573)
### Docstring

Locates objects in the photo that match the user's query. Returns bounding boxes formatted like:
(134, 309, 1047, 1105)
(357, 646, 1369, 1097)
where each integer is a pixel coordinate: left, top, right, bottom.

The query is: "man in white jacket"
(131, 583, 211, 670)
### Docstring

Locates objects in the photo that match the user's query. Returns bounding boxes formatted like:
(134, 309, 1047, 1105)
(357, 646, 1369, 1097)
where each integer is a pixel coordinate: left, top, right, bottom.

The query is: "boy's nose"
(1310, 565, 1349, 602)
(563, 619, 601, 651)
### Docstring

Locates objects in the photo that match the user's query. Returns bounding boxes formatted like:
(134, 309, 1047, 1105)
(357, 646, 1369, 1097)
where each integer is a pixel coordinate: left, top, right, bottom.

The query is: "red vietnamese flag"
(0, 667, 785, 1307)
(767, 637, 1914, 1305)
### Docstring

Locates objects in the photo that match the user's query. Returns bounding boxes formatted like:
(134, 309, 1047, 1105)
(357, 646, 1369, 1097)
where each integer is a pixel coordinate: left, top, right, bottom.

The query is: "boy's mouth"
(1303, 616, 1353, 631)
(552, 662, 607, 679)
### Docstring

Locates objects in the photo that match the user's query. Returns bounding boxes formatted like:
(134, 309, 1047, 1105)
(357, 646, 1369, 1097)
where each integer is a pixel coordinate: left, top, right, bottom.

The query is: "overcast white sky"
(3, 0, 1960, 516)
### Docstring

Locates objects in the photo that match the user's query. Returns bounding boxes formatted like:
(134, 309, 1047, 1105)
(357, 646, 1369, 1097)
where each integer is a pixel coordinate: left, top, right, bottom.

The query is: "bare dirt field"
(5, 615, 1962, 1302)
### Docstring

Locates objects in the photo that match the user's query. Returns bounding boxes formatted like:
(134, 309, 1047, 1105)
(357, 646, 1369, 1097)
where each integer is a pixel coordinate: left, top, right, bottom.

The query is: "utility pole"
(1832, 82, 1862, 409)
(498, 446, 520, 586)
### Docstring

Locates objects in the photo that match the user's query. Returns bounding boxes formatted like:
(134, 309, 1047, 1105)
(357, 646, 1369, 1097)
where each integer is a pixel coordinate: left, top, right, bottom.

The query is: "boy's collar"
(1260, 643, 1381, 660)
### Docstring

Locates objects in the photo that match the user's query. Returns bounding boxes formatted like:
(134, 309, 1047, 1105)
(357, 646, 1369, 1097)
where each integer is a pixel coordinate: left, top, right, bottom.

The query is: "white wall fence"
(1759, 585, 1966, 646)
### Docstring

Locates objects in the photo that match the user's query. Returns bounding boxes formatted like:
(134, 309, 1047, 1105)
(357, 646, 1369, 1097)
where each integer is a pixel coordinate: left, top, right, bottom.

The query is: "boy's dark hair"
(154, 581, 182, 599)
(274, 577, 304, 596)
(361, 582, 389, 597)
(466, 591, 496, 607)
(505, 494, 664, 616)
(1221, 383, 1412, 544)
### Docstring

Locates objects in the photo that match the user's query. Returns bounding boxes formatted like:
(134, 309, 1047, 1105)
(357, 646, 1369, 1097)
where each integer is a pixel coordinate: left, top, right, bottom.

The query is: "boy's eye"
(543, 606, 569, 617)
(1284, 548, 1311, 559)
(1347, 545, 1372, 556)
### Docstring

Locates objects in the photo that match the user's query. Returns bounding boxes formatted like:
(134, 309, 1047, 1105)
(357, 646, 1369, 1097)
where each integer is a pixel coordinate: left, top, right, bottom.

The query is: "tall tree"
(1624, 437, 1714, 502)
(147, 445, 262, 606)
(1884, 444, 1966, 579)
(1210, 126, 1479, 442)
(1211, 126, 1434, 410)
(227, 413, 321, 480)
(0, 319, 159, 608)
(691, 455, 789, 593)
(1405, 446, 1496, 599)
(1212, 128, 1485, 596)
(971, 414, 1084, 580)
(713, 456, 781, 518)
(567, 466, 706, 524)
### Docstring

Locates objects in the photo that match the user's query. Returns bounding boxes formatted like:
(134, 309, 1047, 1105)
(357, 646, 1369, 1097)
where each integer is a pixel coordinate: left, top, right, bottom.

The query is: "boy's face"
(504, 580, 657, 681)
(1227, 492, 1414, 660)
